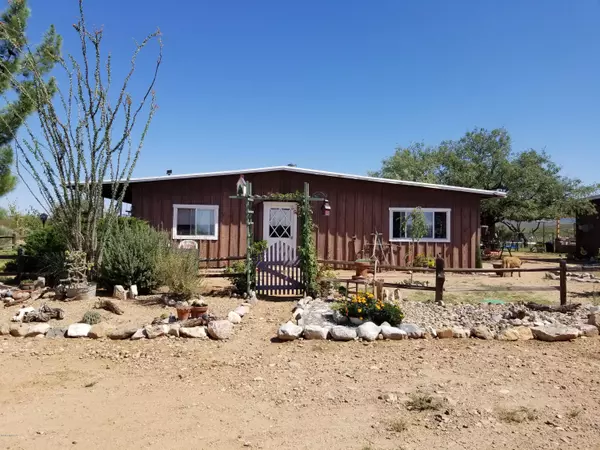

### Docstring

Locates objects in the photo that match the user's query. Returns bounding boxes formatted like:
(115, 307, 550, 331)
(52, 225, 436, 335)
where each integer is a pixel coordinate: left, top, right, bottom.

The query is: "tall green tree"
(0, 0, 61, 196)
(371, 128, 599, 241)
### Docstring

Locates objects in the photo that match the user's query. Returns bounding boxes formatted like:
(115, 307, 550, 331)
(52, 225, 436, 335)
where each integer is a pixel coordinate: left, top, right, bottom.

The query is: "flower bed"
(333, 292, 404, 326)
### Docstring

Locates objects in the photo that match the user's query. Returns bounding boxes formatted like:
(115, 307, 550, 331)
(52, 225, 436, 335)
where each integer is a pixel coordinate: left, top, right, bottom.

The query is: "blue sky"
(3, 0, 600, 209)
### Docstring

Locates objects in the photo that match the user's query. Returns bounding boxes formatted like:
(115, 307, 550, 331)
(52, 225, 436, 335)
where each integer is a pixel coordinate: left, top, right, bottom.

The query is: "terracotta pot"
(353, 260, 370, 280)
(190, 306, 209, 318)
(176, 306, 191, 321)
(65, 283, 97, 301)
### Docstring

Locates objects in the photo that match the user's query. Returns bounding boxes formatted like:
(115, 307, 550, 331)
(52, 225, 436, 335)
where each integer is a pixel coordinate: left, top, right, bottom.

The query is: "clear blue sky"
(3, 0, 600, 209)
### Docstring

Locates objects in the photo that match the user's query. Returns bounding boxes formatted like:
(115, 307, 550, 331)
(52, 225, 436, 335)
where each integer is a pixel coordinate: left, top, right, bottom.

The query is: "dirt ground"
(1, 263, 600, 450)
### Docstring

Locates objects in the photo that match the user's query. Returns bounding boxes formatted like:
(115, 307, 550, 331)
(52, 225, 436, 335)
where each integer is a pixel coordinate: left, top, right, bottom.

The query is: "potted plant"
(19, 279, 35, 290)
(190, 298, 208, 318)
(62, 250, 97, 301)
(353, 259, 371, 280)
(175, 302, 192, 321)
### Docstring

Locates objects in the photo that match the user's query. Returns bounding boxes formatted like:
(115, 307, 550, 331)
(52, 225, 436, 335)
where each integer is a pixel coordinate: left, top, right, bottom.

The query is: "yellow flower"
(359, 317, 363, 320)
(357, 308, 362, 313)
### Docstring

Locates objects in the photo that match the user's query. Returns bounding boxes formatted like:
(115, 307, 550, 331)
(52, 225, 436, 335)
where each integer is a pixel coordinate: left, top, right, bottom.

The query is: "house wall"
(130, 170, 483, 268)
(576, 199, 600, 257)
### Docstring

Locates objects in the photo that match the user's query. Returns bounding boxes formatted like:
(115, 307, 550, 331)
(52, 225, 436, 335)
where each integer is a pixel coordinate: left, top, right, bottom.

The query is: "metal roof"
(111, 165, 507, 197)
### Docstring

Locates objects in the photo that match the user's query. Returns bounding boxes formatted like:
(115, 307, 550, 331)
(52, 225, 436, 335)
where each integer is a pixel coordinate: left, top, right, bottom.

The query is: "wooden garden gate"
(256, 241, 304, 295)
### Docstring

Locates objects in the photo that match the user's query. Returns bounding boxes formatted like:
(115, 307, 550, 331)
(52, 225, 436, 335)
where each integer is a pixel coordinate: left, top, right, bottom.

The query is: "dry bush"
(406, 393, 443, 411)
(496, 406, 538, 423)
(388, 417, 408, 433)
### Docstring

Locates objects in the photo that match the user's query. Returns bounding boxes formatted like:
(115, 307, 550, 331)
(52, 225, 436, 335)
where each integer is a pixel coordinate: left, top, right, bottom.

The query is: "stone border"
(0, 292, 259, 341)
(277, 298, 600, 343)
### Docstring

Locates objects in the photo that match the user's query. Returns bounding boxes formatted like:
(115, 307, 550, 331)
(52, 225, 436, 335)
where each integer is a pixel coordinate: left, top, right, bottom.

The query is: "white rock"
(247, 291, 259, 306)
(452, 327, 471, 338)
(26, 323, 50, 337)
(207, 320, 234, 340)
(180, 326, 207, 338)
(330, 326, 357, 341)
(531, 326, 579, 342)
(380, 325, 407, 340)
(113, 285, 127, 301)
(130, 328, 146, 340)
(234, 305, 250, 317)
(578, 324, 599, 337)
(357, 322, 381, 341)
(11, 306, 35, 322)
(277, 321, 303, 341)
(67, 323, 92, 338)
(588, 312, 600, 327)
(399, 323, 425, 339)
(303, 325, 329, 340)
(128, 285, 138, 299)
(168, 323, 180, 337)
(292, 308, 303, 321)
(228, 311, 242, 324)
(144, 324, 169, 339)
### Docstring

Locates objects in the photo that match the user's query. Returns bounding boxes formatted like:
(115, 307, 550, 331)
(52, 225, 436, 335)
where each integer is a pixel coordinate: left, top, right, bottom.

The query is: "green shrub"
(157, 248, 203, 300)
(81, 310, 102, 325)
(333, 292, 404, 326)
(99, 217, 168, 293)
(224, 240, 267, 294)
(19, 225, 67, 282)
(316, 264, 339, 298)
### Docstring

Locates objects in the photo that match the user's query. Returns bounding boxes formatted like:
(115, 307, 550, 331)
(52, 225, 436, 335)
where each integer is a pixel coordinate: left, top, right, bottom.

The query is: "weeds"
(406, 393, 443, 411)
(567, 408, 581, 418)
(388, 417, 408, 433)
(496, 406, 538, 423)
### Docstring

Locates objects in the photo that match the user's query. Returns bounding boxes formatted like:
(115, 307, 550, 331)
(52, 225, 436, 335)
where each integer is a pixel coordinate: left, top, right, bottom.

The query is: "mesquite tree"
(5, 0, 162, 268)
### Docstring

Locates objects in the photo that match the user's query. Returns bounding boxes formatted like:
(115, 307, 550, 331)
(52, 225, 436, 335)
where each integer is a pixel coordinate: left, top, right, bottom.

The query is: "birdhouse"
(236, 175, 247, 196)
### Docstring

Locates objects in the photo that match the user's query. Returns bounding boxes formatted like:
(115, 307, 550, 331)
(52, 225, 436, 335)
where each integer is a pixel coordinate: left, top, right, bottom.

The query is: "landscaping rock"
(303, 325, 329, 340)
(399, 323, 425, 339)
(531, 326, 579, 342)
(108, 326, 138, 340)
(292, 308, 303, 321)
(168, 323, 180, 337)
(452, 327, 471, 338)
(380, 325, 407, 340)
(228, 311, 242, 324)
(332, 310, 348, 325)
(130, 328, 146, 340)
(34, 277, 45, 290)
(45, 327, 66, 339)
(9, 323, 28, 337)
(277, 321, 303, 341)
(180, 326, 207, 338)
(67, 323, 91, 338)
(234, 305, 250, 317)
(588, 312, 600, 328)
(356, 322, 381, 341)
(88, 323, 112, 339)
(579, 324, 599, 337)
(247, 291, 259, 306)
(436, 328, 453, 339)
(25, 323, 50, 337)
(208, 320, 234, 340)
(113, 285, 127, 301)
(471, 326, 495, 340)
(0, 324, 9, 336)
(330, 325, 357, 341)
(128, 285, 138, 299)
(144, 324, 169, 339)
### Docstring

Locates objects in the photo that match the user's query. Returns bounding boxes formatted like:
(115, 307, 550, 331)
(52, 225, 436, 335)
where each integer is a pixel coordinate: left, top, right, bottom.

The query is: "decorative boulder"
(88, 323, 112, 339)
(208, 320, 234, 340)
(228, 311, 242, 324)
(399, 323, 425, 339)
(452, 327, 471, 338)
(247, 291, 259, 306)
(531, 326, 579, 342)
(180, 326, 207, 338)
(579, 324, 599, 337)
(9, 324, 28, 337)
(471, 326, 495, 340)
(357, 322, 381, 342)
(113, 285, 127, 301)
(303, 325, 329, 340)
(46, 327, 66, 339)
(67, 323, 92, 338)
(128, 285, 138, 299)
(144, 324, 169, 339)
(330, 326, 357, 341)
(234, 305, 250, 317)
(26, 323, 50, 337)
(168, 323, 180, 337)
(277, 321, 303, 341)
(588, 311, 600, 328)
(380, 325, 407, 340)
(108, 326, 138, 340)
(436, 328, 454, 339)
(0, 324, 9, 336)
(130, 328, 146, 340)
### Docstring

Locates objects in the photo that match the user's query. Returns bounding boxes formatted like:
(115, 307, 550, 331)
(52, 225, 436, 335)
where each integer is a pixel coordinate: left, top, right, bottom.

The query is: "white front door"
(263, 202, 297, 259)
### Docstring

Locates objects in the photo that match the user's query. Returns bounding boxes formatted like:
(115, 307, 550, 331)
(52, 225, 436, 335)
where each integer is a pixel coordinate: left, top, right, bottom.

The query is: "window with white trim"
(172, 204, 219, 240)
(389, 208, 451, 242)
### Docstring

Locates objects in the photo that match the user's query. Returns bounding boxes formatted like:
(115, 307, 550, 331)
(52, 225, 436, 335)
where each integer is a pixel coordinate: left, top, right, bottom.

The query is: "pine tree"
(0, 0, 61, 196)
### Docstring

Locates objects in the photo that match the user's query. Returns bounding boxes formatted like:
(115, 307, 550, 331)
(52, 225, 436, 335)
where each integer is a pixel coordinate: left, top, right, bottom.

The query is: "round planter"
(65, 283, 97, 301)
(190, 305, 208, 318)
(19, 282, 34, 291)
(176, 306, 191, 321)
(349, 317, 365, 325)
(352, 260, 371, 280)
(492, 262, 503, 277)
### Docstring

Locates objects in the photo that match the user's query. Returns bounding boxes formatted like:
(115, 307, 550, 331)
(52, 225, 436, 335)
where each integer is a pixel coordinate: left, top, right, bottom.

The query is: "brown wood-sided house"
(103, 166, 506, 269)
(576, 195, 600, 257)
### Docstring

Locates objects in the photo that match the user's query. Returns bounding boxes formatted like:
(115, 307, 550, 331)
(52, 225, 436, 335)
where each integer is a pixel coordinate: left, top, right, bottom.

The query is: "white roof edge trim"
(587, 194, 600, 201)
(105, 166, 507, 197)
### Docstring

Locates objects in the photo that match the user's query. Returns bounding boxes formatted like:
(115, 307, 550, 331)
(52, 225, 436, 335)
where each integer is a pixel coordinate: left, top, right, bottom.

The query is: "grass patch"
(406, 393, 443, 411)
(388, 417, 408, 433)
(567, 408, 581, 419)
(408, 290, 554, 305)
(496, 406, 538, 423)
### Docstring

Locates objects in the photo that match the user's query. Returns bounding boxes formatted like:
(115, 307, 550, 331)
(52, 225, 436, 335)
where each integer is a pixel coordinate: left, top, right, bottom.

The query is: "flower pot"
(65, 283, 97, 301)
(492, 262, 503, 277)
(176, 306, 191, 321)
(190, 306, 208, 318)
(353, 260, 370, 280)
(19, 282, 34, 291)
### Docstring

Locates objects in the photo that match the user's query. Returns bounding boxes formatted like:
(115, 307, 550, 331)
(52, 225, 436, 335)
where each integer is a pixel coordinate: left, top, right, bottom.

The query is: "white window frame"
(388, 207, 451, 243)
(172, 204, 219, 240)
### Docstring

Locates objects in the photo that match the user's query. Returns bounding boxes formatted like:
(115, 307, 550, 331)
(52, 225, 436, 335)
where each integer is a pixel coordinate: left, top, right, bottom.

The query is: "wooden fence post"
(435, 256, 445, 305)
(559, 259, 567, 305)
